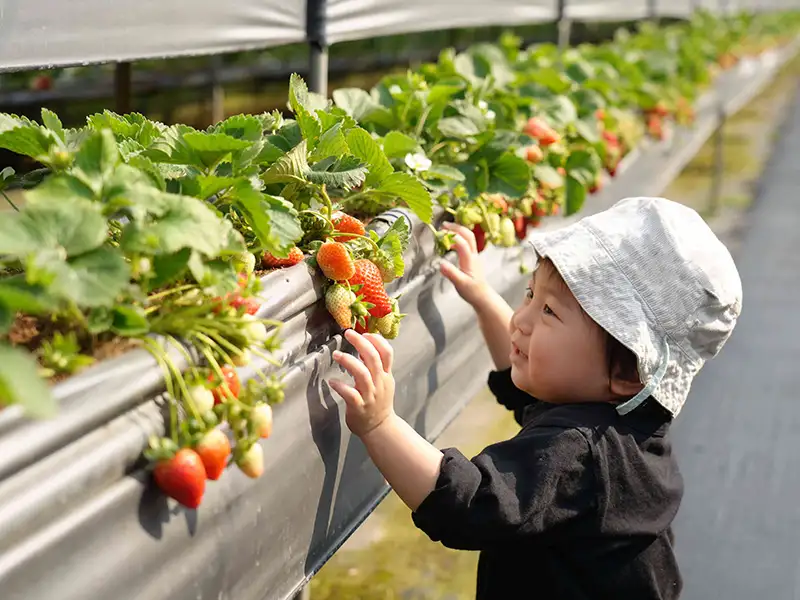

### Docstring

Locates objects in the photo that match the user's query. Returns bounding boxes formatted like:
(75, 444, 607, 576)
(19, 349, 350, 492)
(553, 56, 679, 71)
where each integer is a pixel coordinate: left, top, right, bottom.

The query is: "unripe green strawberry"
(373, 253, 396, 284)
(325, 284, 356, 329)
(456, 205, 483, 227)
(485, 213, 501, 236)
(387, 320, 401, 340)
(232, 251, 256, 275)
(374, 314, 395, 337)
(499, 217, 516, 247)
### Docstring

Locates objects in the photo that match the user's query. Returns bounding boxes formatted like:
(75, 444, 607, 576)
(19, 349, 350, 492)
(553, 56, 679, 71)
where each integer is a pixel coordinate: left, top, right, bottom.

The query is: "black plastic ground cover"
(0, 43, 794, 600)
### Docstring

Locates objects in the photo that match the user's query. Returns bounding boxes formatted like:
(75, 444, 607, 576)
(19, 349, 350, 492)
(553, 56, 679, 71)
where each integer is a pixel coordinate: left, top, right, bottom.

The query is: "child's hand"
(330, 329, 396, 438)
(439, 222, 490, 309)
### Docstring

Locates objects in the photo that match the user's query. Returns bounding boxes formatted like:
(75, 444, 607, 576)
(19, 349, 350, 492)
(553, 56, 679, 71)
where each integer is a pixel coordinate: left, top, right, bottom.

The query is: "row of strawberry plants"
(0, 10, 797, 508)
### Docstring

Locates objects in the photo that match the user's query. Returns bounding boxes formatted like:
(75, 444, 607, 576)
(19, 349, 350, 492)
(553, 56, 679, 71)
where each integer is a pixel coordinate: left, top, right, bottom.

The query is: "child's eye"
(525, 287, 534, 300)
(543, 304, 556, 316)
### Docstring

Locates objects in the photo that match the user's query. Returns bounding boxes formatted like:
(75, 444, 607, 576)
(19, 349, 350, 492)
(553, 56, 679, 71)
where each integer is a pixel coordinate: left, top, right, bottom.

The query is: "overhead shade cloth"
(0, 0, 306, 72)
(325, 0, 558, 45)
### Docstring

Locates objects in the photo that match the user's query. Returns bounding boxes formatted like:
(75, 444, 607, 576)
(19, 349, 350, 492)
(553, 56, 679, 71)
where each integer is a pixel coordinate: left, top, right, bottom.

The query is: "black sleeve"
(412, 426, 595, 551)
(488, 368, 538, 426)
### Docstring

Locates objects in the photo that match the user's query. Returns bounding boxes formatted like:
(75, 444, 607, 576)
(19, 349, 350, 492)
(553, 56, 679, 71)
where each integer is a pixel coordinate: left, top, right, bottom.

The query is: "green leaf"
(212, 114, 263, 142)
(288, 73, 311, 115)
(310, 122, 349, 163)
(375, 173, 433, 223)
(0, 114, 56, 160)
(232, 183, 303, 255)
(182, 131, 251, 169)
(0, 344, 57, 419)
(437, 116, 482, 139)
(152, 248, 192, 288)
(74, 129, 120, 187)
(296, 109, 322, 147)
(525, 68, 573, 94)
(187, 254, 239, 297)
(180, 174, 240, 200)
(41, 108, 65, 142)
(345, 128, 393, 187)
(333, 88, 381, 122)
(34, 247, 130, 308)
(111, 305, 150, 337)
(262, 140, 310, 185)
(565, 150, 602, 185)
(307, 155, 368, 191)
(120, 189, 246, 258)
(424, 164, 466, 182)
(0, 276, 57, 315)
(87, 111, 163, 146)
(24, 173, 96, 206)
(377, 216, 411, 278)
(534, 164, 564, 189)
(566, 176, 587, 216)
(382, 131, 420, 159)
(0, 196, 107, 258)
(488, 153, 530, 198)
(541, 96, 578, 128)
(573, 119, 600, 144)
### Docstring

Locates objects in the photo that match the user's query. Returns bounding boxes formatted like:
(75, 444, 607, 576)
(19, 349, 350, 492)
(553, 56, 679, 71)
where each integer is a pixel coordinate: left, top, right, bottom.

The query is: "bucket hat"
(530, 196, 743, 417)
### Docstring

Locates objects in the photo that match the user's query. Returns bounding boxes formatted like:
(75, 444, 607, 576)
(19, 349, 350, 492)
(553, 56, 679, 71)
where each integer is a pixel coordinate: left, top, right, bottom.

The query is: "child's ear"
(609, 363, 644, 399)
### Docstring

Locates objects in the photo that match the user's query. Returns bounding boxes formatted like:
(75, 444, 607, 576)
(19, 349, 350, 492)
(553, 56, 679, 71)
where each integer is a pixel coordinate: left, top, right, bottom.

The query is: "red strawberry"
(602, 130, 619, 146)
(233, 295, 261, 315)
(317, 241, 355, 281)
(473, 224, 487, 253)
(237, 444, 264, 479)
(195, 429, 231, 481)
(263, 247, 303, 269)
(251, 403, 273, 439)
(514, 215, 528, 241)
(487, 194, 509, 214)
(208, 366, 241, 405)
(154, 448, 207, 508)
(332, 212, 366, 242)
(355, 319, 370, 334)
(524, 117, 560, 146)
(348, 260, 392, 318)
(31, 74, 52, 91)
(595, 108, 606, 121)
(525, 145, 544, 163)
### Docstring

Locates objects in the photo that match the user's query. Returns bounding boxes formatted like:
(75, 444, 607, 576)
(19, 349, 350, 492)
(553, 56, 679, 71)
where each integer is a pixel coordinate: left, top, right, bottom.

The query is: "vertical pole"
(210, 55, 225, 124)
(557, 0, 572, 50)
(114, 62, 132, 114)
(708, 101, 726, 216)
(647, 0, 658, 20)
(307, 0, 328, 96)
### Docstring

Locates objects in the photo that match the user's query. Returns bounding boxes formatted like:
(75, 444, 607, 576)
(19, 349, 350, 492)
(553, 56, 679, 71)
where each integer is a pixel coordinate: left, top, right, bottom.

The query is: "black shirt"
(412, 368, 684, 599)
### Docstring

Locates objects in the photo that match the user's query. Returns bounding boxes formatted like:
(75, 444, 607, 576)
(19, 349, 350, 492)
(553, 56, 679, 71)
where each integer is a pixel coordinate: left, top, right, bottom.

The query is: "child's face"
(509, 260, 612, 404)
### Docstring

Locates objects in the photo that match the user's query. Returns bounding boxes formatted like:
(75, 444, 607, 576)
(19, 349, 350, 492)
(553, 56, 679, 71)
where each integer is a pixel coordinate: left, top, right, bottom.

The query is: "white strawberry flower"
(485, 110, 496, 121)
(389, 85, 402, 95)
(404, 152, 432, 172)
(478, 100, 489, 111)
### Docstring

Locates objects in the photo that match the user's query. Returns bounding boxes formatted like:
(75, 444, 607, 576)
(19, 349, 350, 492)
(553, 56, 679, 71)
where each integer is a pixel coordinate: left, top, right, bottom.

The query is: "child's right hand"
(439, 222, 491, 309)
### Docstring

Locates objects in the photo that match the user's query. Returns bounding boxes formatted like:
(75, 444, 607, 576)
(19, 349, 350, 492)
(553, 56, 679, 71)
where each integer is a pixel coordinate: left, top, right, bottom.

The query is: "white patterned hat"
(530, 197, 743, 417)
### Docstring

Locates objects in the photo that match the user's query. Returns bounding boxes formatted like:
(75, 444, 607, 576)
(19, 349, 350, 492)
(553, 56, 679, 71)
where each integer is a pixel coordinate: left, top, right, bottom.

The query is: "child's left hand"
(330, 329, 396, 438)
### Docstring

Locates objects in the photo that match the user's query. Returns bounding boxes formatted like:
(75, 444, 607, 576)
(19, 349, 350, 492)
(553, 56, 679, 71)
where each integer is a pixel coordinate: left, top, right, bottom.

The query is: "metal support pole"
(114, 62, 132, 114)
(210, 55, 225, 124)
(647, 0, 658, 20)
(306, 0, 329, 96)
(291, 586, 311, 600)
(708, 101, 726, 216)
(556, 0, 572, 51)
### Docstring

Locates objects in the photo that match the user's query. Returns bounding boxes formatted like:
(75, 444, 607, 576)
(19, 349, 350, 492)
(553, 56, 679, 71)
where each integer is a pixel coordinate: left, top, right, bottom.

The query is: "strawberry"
(595, 108, 606, 121)
(499, 217, 517, 247)
(153, 448, 207, 508)
(602, 130, 619, 146)
(251, 403, 274, 439)
(455, 205, 483, 227)
(589, 174, 604, 194)
(237, 444, 264, 479)
(208, 366, 241, 405)
(317, 241, 355, 281)
(332, 212, 366, 242)
(524, 117, 560, 146)
(355, 318, 371, 334)
(514, 215, 528, 241)
(373, 253, 397, 284)
(241, 313, 268, 344)
(525, 145, 544, 163)
(647, 115, 665, 140)
(473, 224, 487, 253)
(263, 247, 304, 269)
(326, 284, 357, 329)
(188, 385, 215, 414)
(231, 295, 260, 315)
(195, 429, 231, 481)
(651, 101, 670, 118)
(31, 74, 53, 92)
(232, 251, 257, 275)
(487, 194, 509, 214)
(348, 260, 392, 318)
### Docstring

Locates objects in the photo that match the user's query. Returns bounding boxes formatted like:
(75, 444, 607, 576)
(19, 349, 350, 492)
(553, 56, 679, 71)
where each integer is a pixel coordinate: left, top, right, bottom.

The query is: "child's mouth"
(511, 343, 528, 361)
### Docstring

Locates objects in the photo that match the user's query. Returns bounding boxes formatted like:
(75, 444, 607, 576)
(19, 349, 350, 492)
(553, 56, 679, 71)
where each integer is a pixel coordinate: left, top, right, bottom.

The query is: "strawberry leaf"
(346, 127, 393, 187)
(211, 114, 263, 142)
(374, 172, 433, 223)
(566, 175, 587, 216)
(232, 182, 302, 256)
(0, 196, 107, 258)
(0, 344, 57, 419)
(0, 114, 57, 161)
(382, 131, 420, 159)
(262, 140, 310, 185)
(310, 122, 349, 163)
(307, 155, 368, 191)
(487, 153, 530, 198)
(41, 108, 65, 142)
